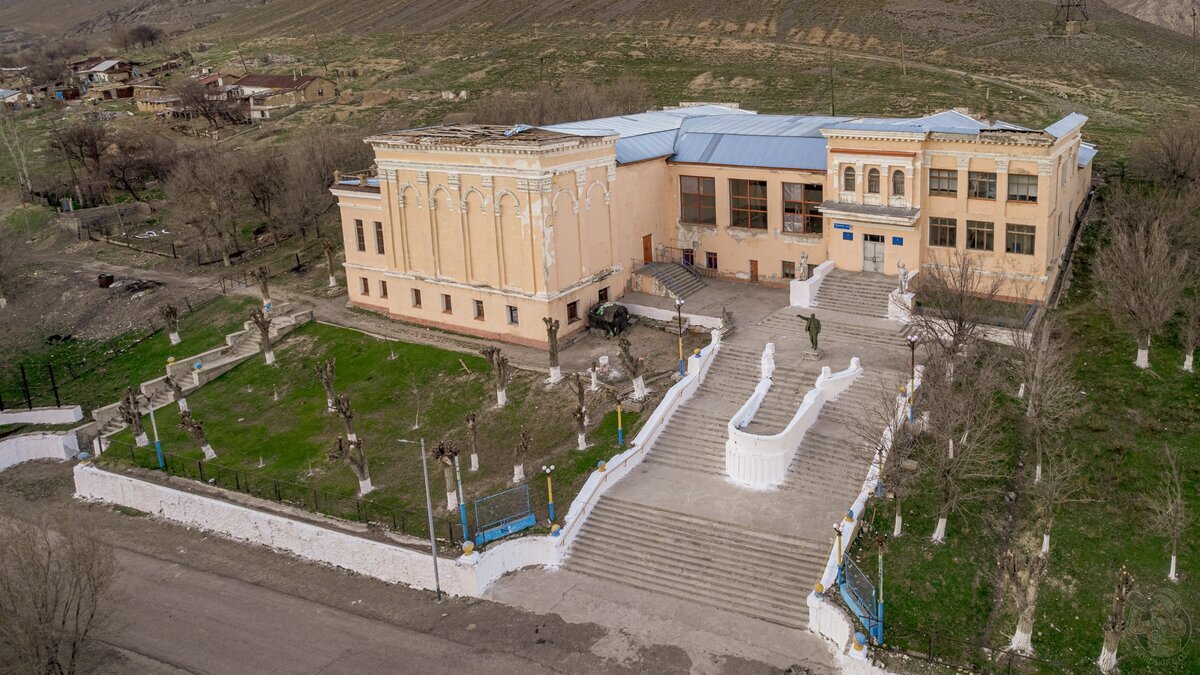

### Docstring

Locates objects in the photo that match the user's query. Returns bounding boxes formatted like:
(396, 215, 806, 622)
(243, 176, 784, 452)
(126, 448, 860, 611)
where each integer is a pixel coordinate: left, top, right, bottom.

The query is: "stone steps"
(814, 271, 895, 318)
(758, 315, 907, 351)
(638, 263, 707, 299)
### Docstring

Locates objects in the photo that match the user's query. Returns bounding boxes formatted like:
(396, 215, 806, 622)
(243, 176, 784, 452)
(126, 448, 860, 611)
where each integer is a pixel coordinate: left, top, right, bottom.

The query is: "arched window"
(843, 166, 856, 192)
(867, 168, 880, 194)
(892, 170, 905, 196)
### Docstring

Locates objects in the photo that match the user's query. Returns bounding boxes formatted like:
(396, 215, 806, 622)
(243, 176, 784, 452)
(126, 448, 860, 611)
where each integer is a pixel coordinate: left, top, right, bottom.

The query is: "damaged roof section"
(370, 124, 611, 151)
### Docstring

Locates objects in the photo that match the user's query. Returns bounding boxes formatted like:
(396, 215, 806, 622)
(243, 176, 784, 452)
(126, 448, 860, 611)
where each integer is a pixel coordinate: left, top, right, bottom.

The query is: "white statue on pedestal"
(898, 261, 909, 295)
(798, 252, 809, 281)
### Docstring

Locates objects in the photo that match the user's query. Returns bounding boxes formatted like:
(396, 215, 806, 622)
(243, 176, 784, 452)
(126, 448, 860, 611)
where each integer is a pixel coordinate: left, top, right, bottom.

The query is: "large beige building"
(333, 106, 1094, 347)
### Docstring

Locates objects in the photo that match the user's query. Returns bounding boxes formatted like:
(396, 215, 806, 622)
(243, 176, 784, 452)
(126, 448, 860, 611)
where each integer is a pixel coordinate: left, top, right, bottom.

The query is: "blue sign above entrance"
(892, 237, 904, 246)
(842, 232, 854, 241)
(834, 223, 852, 231)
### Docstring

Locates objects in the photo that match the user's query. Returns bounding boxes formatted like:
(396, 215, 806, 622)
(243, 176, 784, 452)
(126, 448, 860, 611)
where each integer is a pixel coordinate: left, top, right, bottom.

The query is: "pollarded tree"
(908, 249, 1004, 372)
(164, 374, 188, 413)
(1094, 188, 1191, 368)
(569, 372, 587, 450)
(322, 238, 339, 288)
(1031, 446, 1086, 555)
(250, 265, 271, 310)
(617, 336, 647, 400)
(999, 547, 1049, 655)
(512, 428, 530, 484)
(1146, 445, 1189, 582)
(179, 410, 216, 459)
(1098, 567, 1135, 673)
(160, 303, 181, 346)
(544, 317, 562, 384)
(315, 358, 337, 412)
(1011, 317, 1084, 483)
(332, 393, 357, 443)
(433, 441, 460, 511)
(250, 308, 275, 365)
(328, 435, 374, 496)
(480, 346, 512, 407)
(466, 412, 480, 471)
(118, 387, 148, 447)
(1180, 293, 1199, 373)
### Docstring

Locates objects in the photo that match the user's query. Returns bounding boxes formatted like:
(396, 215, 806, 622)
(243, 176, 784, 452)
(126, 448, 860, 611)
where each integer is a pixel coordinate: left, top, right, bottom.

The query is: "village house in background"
(331, 106, 1094, 347)
(232, 73, 335, 119)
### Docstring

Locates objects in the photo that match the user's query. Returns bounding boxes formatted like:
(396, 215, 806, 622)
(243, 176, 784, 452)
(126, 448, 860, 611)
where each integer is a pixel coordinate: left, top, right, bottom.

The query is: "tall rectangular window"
(783, 183, 823, 234)
(1008, 174, 1039, 203)
(679, 176, 716, 224)
(374, 222, 385, 254)
(705, 251, 718, 269)
(412, 288, 422, 308)
(598, 287, 609, 303)
(379, 280, 388, 298)
(966, 220, 995, 251)
(507, 305, 519, 325)
(929, 217, 957, 248)
(929, 169, 957, 196)
(473, 300, 485, 320)
(354, 219, 365, 252)
(567, 301, 580, 323)
(781, 260, 796, 279)
(1005, 223, 1036, 255)
(441, 294, 452, 314)
(730, 179, 768, 229)
(359, 277, 369, 295)
(968, 172, 997, 200)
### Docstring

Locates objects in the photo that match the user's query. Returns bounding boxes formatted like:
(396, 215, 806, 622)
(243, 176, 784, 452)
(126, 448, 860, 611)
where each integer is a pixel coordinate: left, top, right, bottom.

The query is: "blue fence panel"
(473, 484, 536, 546)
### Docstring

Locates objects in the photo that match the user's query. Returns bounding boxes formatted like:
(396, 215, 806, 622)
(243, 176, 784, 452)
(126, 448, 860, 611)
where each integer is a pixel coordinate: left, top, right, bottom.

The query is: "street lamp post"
(906, 334, 918, 423)
(398, 437, 441, 601)
(542, 464, 556, 523)
(145, 394, 164, 469)
(452, 452, 468, 542)
(674, 297, 685, 377)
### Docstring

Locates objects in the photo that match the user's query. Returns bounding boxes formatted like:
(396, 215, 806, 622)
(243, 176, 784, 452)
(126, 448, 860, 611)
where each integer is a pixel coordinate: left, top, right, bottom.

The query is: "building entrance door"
(862, 235, 885, 273)
(749, 259, 759, 283)
(642, 235, 653, 263)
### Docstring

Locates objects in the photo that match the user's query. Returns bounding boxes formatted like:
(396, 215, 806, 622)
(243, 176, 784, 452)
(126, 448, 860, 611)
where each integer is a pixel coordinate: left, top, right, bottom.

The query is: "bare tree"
(512, 428, 530, 484)
(277, 129, 375, 242)
(1098, 567, 1135, 673)
(1011, 317, 1083, 482)
(322, 238, 339, 288)
(480, 346, 511, 407)
(852, 378, 920, 536)
(172, 80, 238, 129)
(238, 152, 288, 247)
(544, 317, 562, 384)
(1095, 188, 1191, 368)
(470, 75, 649, 126)
(999, 547, 1049, 655)
(1131, 110, 1200, 189)
(163, 374, 188, 413)
(1146, 445, 1189, 582)
(1180, 293, 1199, 372)
(908, 250, 1004, 372)
(161, 304, 181, 345)
(1030, 446, 1086, 555)
(617, 336, 647, 400)
(0, 518, 118, 675)
(332, 393, 356, 443)
(433, 441, 460, 511)
(178, 410, 216, 459)
(466, 412, 479, 471)
(315, 358, 337, 412)
(167, 149, 243, 266)
(129, 25, 164, 47)
(118, 387, 147, 447)
(328, 436, 373, 496)
(250, 308, 275, 365)
(250, 265, 271, 310)
(0, 110, 34, 203)
(569, 372, 587, 450)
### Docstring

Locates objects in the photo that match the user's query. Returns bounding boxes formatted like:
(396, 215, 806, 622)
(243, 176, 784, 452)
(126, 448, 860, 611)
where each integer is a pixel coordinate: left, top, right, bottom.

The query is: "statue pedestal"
(802, 348, 824, 361)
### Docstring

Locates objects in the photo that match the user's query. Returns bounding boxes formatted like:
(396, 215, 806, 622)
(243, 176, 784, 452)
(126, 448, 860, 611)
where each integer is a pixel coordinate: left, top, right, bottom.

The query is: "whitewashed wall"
(1, 432, 79, 472)
(790, 260, 835, 308)
(618, 301, 724, 331)
(0, 405, 83, 425)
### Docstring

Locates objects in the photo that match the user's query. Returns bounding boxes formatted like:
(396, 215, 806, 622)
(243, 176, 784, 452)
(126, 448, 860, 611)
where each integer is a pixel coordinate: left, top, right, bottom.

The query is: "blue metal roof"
(673, 133, 829, 170)
(1044, 113, 1089, 139)
(543, 105, 752, 139)
(1078, 142, 1097, 167)
(615, 130, 678, 164)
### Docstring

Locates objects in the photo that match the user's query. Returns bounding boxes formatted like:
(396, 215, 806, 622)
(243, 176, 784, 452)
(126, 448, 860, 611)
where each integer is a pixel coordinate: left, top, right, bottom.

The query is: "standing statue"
(898, 261, 909, 295)
(798, 252, 810, 281)
(803, 313, 822, 351)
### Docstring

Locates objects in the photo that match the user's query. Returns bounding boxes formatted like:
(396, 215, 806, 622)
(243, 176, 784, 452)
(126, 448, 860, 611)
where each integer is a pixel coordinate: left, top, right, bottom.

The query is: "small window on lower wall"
(929, 217, 957, 248)
(598, 287, 609, 303)
(379, 280, 388, 298)
(473, 300, 485, 320)
(507, 305, 519, 325)
(567, 301, 580, 323)
(1005, 224, 1036, 255)
(360, 277, 369, 295)
(781, 260, 796, 279)
(705, 252, 718, 269)
(412, 288, 422, 308)
(442, 294, 452, 314)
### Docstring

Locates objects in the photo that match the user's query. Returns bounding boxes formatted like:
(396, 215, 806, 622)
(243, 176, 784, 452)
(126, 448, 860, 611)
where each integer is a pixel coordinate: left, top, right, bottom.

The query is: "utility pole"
(233, 38, 250, 74)
(900, 36, 906, 77)
(829, 46, 836, 116)
(1192, 3, 1197, 74)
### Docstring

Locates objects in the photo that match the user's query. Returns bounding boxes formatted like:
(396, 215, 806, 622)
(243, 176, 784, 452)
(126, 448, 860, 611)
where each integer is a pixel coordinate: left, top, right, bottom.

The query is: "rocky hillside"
(1104, 0, 1197, 35)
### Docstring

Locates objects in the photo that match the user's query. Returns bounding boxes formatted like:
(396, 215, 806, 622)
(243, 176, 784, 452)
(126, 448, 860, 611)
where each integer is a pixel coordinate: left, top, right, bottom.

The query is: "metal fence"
(840, 553, 883, 644)
(882, 621, 1077, 674)
(100, 439, 463, 549)
(472, 484, 536, 546)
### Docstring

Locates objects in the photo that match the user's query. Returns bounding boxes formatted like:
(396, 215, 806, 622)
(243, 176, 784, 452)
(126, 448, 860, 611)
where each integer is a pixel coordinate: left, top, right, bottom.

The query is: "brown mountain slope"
(1104, 0, 1197, 35)
(0, 0, 262, 41)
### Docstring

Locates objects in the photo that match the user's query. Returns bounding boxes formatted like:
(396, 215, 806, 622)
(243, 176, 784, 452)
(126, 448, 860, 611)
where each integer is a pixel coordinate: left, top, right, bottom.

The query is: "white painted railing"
(0, 405, 83, 425)
(790, 260, 836, 308)
(725, 358, 863, 489)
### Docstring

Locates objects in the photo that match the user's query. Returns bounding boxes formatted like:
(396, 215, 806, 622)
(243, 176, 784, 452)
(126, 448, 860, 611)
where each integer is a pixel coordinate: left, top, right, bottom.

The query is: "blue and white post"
(675, 297, 685, 377)
(542, 464, 556, 524)
(906, 334, 919, 423)
(616, 399, 624, 447)
(453, 453, 468, 541)
(147, 395, 164, 469)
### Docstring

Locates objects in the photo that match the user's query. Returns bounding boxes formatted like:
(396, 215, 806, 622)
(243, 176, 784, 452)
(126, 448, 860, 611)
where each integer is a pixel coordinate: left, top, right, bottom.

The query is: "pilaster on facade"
(416, 170, 429, 184)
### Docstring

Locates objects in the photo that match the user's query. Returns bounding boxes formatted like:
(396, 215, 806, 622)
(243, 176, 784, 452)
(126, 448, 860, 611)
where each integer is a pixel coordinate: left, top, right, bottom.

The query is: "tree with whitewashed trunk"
(512, 428, 530, 484)
(164, 374, 188, 413)
(250, 265, 271, 311)
(1180, 294, 1199, 373)
(1011, 317, 1084, 483)
(908, 249, 1004, 374)
(617, 336, 647, 401)
(160, 303, 181, 345)
(433, 441, 460, 511)
(999, 547, 1049, 655)
(250, 308, 275, 365)
(466, 412, 480, 471)
(315, 358, 337, 412)
(480, 346, 511, 407)
(921, 350, 1007, 544)
(332, 393, 356, 443)
(322, 238, 339, 288)
(1031, 447, 1086, 556)
(569, 372, 588, 450)
(851, 376, 920, 537)
(1094, 189, 1190, 369)
(118, 387, 148, 447)
(1098, 567, 1135, 673)
(544, 317, 562, 384)
(328, 435, 374, 496)
(1146, 445, 1189, 582)
(179, 410, 216, 459)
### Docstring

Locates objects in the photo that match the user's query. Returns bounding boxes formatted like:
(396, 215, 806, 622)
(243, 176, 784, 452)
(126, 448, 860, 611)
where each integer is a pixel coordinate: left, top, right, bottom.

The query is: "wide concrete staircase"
(740, 363, 823, 436)
(567, 498, 827, 628)
(636, 262, 707, 300)
(813, 269, 896, 318)
(759, 311, 912, 354)
(783, 376, 883, 499)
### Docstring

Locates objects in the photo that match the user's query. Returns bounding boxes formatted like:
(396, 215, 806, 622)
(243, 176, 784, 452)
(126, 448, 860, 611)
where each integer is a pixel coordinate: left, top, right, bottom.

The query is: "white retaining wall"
(0, 405, 83, 425)
(1, 432, 80, 472)
(618, 301, 724, 331)
(726, 358, 862, 488)
(789, 260, 835, 308)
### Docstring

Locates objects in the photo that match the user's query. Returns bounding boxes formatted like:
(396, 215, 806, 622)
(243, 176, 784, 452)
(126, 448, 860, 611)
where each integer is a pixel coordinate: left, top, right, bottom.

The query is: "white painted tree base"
(1169, 554, 1177, 582)
(632, 377, 647, 401)
(265, 350, 276, 366)
(202, 444, 217, 460)
(0, 297, 6, 309)
(1035, 462, 1042, 483)
(589, 371, 600, 392)
(469, 453, 479, 472)
(134, 433, 149, 448)
(512, 465, 524, 484)
(359, 478, 374, 496)
(169, 332, 181, 346)
(326, 398, 335, 413)
(1042, 533, 1051, 555)
(1184, 354, 1194, 373)
(546, 366, 562, 385)
(1009, 625, 1034, 654)
(446, 491, 458, 511)
(347, 433, 357, 443)
(496, 389, 508, 407)
(1017, 382, 1025, 399)
(177, 397, 189, 413)
(1098, 644, 1118, 673)
(932, 517, 947, 543)
(328, 275, 338, 288)
(577, 433, 587, 451)
(893, 513, 903, 537)
(1135, 348, 1149, 369)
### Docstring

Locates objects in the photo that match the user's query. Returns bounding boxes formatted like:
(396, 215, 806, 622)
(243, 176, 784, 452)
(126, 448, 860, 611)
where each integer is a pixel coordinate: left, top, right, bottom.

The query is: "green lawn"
(102, 321, 638, 544)
(851, 216, 1200, 673)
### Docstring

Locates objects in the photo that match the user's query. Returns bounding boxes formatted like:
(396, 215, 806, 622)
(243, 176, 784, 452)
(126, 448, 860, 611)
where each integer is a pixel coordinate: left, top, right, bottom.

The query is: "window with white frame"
(1005, 224, 1035, 255)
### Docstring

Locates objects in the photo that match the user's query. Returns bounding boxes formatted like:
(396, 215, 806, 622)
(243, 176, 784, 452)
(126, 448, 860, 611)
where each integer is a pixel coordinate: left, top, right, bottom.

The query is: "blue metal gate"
(472, 484, 536, 546)
(840, 553, 884, 644)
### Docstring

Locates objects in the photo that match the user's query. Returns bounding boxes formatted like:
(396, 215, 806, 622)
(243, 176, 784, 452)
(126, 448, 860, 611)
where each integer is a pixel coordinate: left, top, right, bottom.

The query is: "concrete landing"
(620, 276, 790, 327)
